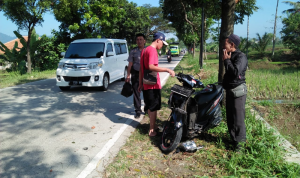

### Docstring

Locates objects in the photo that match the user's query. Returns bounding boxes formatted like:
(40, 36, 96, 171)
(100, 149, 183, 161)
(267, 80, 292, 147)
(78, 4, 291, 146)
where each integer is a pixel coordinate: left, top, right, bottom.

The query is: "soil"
(252, 103, 300, 150)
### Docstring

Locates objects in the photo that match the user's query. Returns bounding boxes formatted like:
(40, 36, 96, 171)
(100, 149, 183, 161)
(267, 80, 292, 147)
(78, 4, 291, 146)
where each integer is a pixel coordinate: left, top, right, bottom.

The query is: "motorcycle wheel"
(160, 120, 183, 154)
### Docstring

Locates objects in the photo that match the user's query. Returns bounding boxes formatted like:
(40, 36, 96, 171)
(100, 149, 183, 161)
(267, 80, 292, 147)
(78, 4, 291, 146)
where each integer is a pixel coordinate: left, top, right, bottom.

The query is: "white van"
(56, 39, 128, 91)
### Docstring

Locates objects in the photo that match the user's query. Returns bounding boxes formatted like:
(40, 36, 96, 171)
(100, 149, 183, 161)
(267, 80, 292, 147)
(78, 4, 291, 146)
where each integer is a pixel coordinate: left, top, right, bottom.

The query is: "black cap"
(228, 34, 240, 47)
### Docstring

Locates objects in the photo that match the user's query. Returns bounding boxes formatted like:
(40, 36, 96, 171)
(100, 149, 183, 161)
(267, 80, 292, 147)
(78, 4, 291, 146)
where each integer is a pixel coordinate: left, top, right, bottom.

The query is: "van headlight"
(58, 62, 65, 69)
(88, 62, 103, 69)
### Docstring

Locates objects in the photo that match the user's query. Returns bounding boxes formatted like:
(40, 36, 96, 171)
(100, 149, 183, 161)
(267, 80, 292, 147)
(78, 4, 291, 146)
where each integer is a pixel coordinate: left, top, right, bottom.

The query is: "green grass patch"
(247, 62, 300, 100)
(104, 53, 300, 177)
(0, 70, 56, 88)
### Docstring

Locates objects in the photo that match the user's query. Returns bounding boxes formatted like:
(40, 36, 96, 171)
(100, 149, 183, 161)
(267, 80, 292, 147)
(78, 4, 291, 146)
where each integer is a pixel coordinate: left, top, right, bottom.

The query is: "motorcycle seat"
(194, 85, 222, 106)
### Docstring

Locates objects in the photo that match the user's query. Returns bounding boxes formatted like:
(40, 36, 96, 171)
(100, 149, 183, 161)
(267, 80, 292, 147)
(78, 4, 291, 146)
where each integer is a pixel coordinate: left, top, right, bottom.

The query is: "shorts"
(143, 89, 161, 112)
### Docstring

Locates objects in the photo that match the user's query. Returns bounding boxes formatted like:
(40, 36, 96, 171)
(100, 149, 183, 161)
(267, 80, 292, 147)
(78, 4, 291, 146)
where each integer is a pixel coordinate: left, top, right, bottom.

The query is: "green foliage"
(252, 32, 272, 57)
(281, 13, 300, 57)
(258, 100, 274, 107)
(36, 36, 67, 70)
(143, 4, 174, 36)
(2, 0, 53, 73)
(52, 0, 153, 47)
(0, 32, 27, 74)
(239, 37, 251, 53)
(282, 1, 300, 14)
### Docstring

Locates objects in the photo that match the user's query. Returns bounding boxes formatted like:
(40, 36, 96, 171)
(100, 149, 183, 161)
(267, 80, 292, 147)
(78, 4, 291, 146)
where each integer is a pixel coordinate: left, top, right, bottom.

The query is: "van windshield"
(170, 46, 178, 49)
(65, 43, 105, 58)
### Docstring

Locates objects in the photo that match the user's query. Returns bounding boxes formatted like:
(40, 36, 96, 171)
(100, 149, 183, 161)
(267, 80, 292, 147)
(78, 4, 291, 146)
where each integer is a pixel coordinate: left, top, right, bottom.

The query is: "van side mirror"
(60, 52, 65, 57)
(107, 51, 114, 56)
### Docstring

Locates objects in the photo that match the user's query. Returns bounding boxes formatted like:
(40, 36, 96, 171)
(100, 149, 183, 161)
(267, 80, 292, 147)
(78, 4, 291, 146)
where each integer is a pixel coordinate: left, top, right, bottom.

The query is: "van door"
(119, 43, 128, 73)
(105, 43, 118, 82)
(113, 42, 122, 78)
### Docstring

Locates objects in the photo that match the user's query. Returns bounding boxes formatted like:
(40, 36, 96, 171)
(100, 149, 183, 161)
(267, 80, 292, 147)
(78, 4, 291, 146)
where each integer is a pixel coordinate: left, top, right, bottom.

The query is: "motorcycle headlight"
(58, 62, 64, 69)
(88, 62, 102, 69)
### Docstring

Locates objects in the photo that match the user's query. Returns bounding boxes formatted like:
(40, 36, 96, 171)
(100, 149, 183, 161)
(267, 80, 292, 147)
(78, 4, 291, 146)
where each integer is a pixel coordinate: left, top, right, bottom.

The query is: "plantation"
(104, 47, 300, 177)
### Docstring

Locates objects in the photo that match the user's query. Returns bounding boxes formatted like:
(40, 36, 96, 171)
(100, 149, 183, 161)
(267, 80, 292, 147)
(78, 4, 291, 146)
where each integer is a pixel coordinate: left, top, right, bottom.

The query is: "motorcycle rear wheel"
(160, 121, 183, 154)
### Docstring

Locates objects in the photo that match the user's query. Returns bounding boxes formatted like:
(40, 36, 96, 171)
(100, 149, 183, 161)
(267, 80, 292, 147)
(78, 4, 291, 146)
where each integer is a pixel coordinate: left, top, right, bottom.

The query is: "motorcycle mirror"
(196, 73, 201, 80)
(178, 65, 183, 74)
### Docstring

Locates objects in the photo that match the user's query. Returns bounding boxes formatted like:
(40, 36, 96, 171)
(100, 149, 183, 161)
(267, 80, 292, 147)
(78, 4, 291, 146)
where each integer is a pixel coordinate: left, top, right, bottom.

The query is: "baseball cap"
(153, 32, 168, 45)
(228, 34, 241, 47)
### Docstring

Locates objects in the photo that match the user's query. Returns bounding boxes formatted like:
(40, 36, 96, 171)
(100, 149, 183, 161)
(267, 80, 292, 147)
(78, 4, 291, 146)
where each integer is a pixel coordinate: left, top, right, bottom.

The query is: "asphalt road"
(0, 54, 184, 178)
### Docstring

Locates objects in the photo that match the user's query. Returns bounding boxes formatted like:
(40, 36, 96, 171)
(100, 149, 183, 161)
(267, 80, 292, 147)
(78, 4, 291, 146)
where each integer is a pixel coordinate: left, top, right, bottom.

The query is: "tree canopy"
(2, 0, 53, 73)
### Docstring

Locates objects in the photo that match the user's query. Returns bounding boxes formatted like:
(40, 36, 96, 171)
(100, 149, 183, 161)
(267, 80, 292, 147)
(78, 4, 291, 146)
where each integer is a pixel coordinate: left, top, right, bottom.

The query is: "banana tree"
(0, 40, 27, 74)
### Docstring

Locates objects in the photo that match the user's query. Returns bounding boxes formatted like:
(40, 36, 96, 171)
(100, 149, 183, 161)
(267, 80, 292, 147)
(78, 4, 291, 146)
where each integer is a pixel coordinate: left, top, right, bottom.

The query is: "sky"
(0, 0, 292, 40)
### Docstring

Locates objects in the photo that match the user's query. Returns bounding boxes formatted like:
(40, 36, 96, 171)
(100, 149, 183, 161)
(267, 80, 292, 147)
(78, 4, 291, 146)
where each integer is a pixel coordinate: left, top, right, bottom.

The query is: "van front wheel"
(101, 74, 109, 91)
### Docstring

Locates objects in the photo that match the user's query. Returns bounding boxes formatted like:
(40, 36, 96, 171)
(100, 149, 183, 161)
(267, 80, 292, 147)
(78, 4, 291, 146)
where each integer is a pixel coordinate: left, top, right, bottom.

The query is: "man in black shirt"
(222, 34, 248, 151)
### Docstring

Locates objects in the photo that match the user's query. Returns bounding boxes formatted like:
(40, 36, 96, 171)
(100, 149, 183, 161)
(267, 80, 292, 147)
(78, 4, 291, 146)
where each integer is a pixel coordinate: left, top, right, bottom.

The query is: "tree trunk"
(272, 0, 279, 58)
(204, 15, 207, 60)
(246, 15, 249, 58)
(27, 30, 32, 73)
(218, 0, 236, 83)
(193, 41, 195, 58)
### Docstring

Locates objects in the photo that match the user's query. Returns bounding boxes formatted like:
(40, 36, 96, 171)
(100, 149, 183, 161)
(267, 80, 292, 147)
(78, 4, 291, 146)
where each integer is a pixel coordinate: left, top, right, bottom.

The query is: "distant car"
(56, 38, 128, 91)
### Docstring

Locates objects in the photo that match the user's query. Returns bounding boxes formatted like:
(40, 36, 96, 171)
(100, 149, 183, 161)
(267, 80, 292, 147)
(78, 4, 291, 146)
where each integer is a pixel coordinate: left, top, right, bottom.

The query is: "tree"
(282, 1, 300, 14)
(112, 2, 150, 46)
(143, 4, 174, 37)
(281, 13, 300, 56)
(272, 0, 279, 58)
(0, 31, 27, 74)
(2, 0, 52, 73)
(252, 32, 272, 57)
(239, 36, 251, 52)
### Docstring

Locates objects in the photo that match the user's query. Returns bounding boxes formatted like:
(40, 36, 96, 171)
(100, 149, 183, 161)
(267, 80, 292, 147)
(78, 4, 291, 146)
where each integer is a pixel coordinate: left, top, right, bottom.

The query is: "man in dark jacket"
(222, 34, 248, 151)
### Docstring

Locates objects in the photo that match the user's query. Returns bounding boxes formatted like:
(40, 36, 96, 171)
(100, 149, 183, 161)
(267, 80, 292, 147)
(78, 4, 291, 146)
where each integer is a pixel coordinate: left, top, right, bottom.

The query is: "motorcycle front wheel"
(160, 120, 183, 154)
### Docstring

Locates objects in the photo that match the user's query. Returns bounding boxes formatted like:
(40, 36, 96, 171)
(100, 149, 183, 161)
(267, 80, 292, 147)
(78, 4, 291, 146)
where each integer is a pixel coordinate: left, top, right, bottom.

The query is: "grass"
(0, 70, 56, 88)
(104, 53, 300, 177)
(247, 63, 300, 100)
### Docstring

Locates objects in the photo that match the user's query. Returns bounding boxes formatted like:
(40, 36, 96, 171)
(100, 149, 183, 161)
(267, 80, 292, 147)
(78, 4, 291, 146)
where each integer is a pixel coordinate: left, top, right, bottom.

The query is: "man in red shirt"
(138, 32, 175, 137)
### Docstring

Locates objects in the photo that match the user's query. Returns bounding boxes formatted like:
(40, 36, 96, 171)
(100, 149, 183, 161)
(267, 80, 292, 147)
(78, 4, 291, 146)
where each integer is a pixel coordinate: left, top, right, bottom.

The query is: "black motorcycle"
(160, 66, 224, 153)
(167, 54, 172, 63)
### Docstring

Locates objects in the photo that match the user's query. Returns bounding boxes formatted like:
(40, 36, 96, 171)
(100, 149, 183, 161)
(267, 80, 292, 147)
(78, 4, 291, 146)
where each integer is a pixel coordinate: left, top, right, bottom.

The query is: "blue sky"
(0, 0, 292, 40)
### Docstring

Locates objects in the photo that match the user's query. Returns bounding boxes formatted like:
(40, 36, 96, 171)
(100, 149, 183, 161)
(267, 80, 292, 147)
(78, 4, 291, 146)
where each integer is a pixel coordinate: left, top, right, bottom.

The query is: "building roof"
(0, 36, 28, 54)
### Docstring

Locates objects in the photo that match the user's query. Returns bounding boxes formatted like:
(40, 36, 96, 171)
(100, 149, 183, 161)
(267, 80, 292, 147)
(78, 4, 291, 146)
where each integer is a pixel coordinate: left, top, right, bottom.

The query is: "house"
(0, 36, 28, 54)
(0, 36, 28, 70)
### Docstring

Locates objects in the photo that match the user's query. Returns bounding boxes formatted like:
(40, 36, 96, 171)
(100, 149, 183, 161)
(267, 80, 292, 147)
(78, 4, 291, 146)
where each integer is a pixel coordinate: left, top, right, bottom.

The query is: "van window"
(120, 43, 127, 54)
(114, 43, 121, 55)
(106, 43, 113, 56)
(65, 43, 105, 58)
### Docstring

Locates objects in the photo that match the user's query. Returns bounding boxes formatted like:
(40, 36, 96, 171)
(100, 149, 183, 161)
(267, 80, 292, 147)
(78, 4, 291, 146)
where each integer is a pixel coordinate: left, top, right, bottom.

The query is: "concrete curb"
(250, 108, 300, 165)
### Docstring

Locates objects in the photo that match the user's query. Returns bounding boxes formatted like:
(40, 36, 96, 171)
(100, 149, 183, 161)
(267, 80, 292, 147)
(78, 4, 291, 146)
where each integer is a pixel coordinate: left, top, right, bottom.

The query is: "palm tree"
(282, 1, 300, 14)
(252, 32, 272, 58)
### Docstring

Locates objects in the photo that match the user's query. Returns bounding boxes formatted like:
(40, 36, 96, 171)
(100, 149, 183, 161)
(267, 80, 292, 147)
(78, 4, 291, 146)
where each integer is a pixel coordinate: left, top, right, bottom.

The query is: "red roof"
(0, 36, 28, 54)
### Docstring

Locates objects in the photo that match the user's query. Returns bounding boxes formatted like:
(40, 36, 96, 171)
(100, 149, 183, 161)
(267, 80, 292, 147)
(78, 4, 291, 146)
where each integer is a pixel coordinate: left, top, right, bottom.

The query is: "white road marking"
(76, 114, 142, 178)
(77, 57, 180, 177)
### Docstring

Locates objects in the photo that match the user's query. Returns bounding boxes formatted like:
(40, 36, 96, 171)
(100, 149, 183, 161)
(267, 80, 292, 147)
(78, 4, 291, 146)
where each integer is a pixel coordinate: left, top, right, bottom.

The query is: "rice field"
(247, 66, 300, 100)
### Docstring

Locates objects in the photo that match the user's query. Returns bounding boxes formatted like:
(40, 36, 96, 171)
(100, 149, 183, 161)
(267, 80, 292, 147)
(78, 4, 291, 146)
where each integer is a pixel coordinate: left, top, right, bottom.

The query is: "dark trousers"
(131, 69, 142, 114)
(226, 90, 247, 144)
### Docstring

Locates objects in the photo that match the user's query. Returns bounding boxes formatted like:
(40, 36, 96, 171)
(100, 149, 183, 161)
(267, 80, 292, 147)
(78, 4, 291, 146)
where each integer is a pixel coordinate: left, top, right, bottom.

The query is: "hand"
(125, 75, 130, 83)
(222, 49, 231, 61)
(138, 85, 143, 92)
(168, 69, 175, 77)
